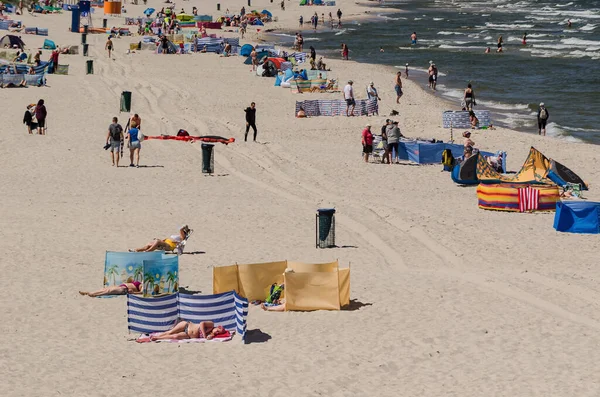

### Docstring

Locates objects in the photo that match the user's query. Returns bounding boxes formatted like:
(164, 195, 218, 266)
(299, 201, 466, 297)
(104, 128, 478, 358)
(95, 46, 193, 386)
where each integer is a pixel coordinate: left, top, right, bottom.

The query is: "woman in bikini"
(150, 320, 224, 340)
(79, 281, 142, 297)
(131, 225, 190, 252)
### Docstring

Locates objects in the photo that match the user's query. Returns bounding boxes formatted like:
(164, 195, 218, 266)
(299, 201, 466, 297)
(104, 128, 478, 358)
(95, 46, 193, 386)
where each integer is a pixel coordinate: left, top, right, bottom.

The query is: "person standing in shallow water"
(411, 32, 417, 45)
(537, 102, 549, 136)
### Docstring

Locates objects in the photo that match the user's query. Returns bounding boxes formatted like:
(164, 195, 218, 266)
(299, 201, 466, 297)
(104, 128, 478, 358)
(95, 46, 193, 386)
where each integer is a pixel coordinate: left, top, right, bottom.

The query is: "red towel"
(518, 187, 540, 212)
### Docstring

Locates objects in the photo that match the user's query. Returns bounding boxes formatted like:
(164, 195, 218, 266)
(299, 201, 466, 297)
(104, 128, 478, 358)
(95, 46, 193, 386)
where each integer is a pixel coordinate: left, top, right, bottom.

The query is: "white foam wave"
(485, 23, 534, 29)
(477, 100, 530, 111)
(546, 123, 585, 143)
(433, 18, 445, 21)
(555, 2, 573, 7)
(580, 24, 597, 31)
(437, 31, 461, 35)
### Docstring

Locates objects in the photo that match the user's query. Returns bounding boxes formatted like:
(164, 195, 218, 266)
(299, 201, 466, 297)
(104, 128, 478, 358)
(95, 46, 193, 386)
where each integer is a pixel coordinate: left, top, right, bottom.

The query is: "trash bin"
(83, 25, 88, 34)
(316, 208, 336, 248)
(83, 43, 89, 56)
(247, 0, 251, 6)
(81, 33, 87, 44)
(217, 3, 220, 11)
(120, 91, 132, 112)
(86, 59, 94, 74)
(201, 144, 215, 174)
(103, 18, 108, 28)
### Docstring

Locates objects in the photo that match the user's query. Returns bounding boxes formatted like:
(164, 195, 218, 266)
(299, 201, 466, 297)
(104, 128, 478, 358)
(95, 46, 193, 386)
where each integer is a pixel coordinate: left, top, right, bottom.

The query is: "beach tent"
(265, 57, 285, 70)
(253, 19, 264, 26)
(43, 39, 56, 50)
(452, 151, 507, 185)
(240, 43, 253, 56)
(127, 291, 248, 342)
(143, 7, 155, 16)
(553, 201, 600, 234)
(213, 260, 350, 311)
(243, 49, 269, 64)
(0, 35, 25, 50)
(261, 10, 272, 18)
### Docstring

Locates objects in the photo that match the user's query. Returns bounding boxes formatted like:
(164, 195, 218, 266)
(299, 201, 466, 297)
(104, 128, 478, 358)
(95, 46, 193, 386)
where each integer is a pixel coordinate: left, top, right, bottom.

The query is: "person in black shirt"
(244, 102, 257, 142)
(23, 104, 36, 134)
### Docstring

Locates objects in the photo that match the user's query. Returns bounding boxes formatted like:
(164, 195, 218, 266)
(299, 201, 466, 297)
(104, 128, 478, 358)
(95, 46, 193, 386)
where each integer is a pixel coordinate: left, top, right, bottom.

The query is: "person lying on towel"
(150, 320, 225, 341)
(79, 281, 142, 297)
(130, 225, 191, 252)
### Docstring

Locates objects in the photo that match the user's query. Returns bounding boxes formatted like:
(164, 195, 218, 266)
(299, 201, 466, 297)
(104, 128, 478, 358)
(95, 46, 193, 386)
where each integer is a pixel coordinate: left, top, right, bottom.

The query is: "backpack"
(177, 129, 189, 137)
(442, 149, 455, 171)
(266, 283, 284, 304)
(539, 108, 548, 120)
(110, 124, 123, 141)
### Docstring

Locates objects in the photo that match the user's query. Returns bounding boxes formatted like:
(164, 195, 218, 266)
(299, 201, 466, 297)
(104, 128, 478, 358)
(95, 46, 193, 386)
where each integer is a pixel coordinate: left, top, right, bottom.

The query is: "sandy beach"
(2, 1, 600, 396)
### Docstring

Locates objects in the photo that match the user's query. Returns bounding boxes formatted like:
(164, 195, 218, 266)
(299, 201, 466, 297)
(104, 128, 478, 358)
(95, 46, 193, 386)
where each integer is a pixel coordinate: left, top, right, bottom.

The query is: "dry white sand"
(1, 1, 600, 396)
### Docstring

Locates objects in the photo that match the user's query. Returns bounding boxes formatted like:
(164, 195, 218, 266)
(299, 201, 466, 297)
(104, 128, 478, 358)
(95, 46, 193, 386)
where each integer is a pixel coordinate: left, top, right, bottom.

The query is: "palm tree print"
(106, 264, 120, 286)
(166, 271, 177, 293)
(133, 266, 143, 282)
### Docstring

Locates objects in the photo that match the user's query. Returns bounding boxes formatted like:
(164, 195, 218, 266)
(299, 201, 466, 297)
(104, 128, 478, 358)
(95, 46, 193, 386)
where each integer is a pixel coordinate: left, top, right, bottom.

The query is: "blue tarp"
(553, 201, 600, 234)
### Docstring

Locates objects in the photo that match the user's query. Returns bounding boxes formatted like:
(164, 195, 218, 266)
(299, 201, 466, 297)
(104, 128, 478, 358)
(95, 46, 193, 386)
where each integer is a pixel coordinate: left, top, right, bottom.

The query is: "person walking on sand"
(126, 122, 142, 167)
(35, 99, 47, 135)
(23, 104, 36, 134)
(366, 82, 381, 115)
(250, 48, 257, 71)
(244, 102, 258, 142)
(386, 120, 403, 164)
(343, 80, 355, 117)
(362, 124, 373, 163)
(106, 117, 124, 167)
(105, 36, 113, 58)
(394, 71, 403, 103)
(411, 32, 417, 45)
(537, 102, 549, 136)
(337, 8, 342, 24)
(341, 43, 349, 60)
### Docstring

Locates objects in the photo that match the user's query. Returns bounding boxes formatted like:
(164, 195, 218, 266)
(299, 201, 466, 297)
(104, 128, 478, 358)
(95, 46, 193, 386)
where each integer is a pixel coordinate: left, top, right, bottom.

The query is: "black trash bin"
(120, 91, 132, 112)
(86, 59, 94, 74)
(247, 0, 251, 7)
(83, 25, 89, 34)
(83, 43, 89, 56)
(81, 33, 87, 44)
(201, 144, 215, 174)
(217, 3, 220, 11)
(316, 208, 336, 248)
(103, 18, 108, 28)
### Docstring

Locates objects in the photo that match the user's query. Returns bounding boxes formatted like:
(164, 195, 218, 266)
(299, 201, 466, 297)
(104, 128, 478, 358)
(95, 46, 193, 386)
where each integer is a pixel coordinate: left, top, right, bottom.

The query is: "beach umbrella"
(144, 8, 155, 16)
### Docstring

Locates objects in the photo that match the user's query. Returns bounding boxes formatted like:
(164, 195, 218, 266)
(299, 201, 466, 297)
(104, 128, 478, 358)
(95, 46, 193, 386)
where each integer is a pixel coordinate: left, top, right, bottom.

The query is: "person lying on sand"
(149, 320, 225, 340)
(130, 225, 191, 252)
(79, 281, 142, 297)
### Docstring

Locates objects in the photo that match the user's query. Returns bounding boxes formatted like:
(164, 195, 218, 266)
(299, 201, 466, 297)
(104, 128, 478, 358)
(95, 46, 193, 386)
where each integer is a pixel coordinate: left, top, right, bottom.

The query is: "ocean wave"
(477, 100, 530, 111)
(579, 24, 597, 31)
(555, 2, 573, 7)
(433, 18, 445, 21)
(519, 48, 565, 58)
(437, 31, 462, 35)
(546, 123, 586, 143)
(485, 23, 535, 29)
(438, 45, 485, 50)
(561, 37, 600, 47)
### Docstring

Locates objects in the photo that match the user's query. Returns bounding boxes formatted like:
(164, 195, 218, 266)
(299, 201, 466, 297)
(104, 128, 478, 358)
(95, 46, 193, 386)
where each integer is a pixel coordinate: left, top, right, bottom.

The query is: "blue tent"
(244, 50, 269, 64)
(43, 39, 56, 50)
(553, 201, 600, 234)
(240, 44, 254, 57)
(261, 10, 272, 18)
(253, 19, 264, 26)
(144, 8, 155, 16)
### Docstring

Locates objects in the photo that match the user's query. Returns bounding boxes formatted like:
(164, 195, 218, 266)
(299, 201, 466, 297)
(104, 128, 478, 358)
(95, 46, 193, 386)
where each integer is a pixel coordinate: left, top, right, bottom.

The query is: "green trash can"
(316, 208, 336, 248)
(86, 59, 94, 74)
(201, 144, 215, 174)
(83, 43, 89, 56)
(81, 33, 87, 44)
(120, 91, 132, 112)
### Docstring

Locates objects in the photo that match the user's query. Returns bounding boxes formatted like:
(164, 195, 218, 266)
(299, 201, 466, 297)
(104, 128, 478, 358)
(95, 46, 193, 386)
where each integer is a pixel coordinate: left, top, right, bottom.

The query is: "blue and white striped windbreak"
(127, 291, 248, 342)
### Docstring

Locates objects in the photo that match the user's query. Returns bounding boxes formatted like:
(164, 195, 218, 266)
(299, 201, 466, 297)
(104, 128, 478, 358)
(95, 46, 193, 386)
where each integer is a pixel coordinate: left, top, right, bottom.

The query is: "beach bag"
(177, 129, 189, 137)
(266, 283, 284, 304)
(540, 108, 548, 120)
(110, 124, 123, 141)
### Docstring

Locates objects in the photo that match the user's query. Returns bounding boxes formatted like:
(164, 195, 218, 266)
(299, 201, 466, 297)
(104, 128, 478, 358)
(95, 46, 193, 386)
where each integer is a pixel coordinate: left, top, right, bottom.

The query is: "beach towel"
(135, 330, 233, 343)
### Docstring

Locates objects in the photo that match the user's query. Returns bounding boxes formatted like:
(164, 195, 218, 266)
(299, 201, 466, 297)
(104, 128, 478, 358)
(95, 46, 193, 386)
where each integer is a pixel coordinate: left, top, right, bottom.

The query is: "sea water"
(271, 0, 600, 143)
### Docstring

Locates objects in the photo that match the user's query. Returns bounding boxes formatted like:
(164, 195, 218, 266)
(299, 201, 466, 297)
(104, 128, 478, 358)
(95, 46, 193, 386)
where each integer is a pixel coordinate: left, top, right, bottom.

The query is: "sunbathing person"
(296, 107, 307, 118)
(149, 320, 225, 340)
(79, 281, 142, 297)
(130, 225, 191, 252)
(469, 111, 479, 129)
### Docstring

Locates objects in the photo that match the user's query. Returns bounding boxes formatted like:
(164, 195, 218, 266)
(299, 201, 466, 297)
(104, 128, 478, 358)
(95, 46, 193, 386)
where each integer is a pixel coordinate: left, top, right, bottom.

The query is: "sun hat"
(369, 82, 374, 85)
(539, 102, 545, 106)
(366, 124, 371, 127)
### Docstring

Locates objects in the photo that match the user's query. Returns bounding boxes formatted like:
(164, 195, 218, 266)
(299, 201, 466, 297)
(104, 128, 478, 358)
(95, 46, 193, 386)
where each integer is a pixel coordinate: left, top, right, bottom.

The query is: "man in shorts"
(106, 117, 123, 167)
(395, 71, 403, 103)
(343, 80, 355, 116)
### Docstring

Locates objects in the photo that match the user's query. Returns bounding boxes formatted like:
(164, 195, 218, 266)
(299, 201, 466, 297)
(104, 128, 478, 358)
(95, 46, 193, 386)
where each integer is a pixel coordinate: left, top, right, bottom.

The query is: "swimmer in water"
(567, 19, 572, 28)
(522, 32, 527, 45)
(497, 35, 503, 52)
(411, 32, 417, 45)
(485, 47, 491, 53)
(380, 46, 384, 52)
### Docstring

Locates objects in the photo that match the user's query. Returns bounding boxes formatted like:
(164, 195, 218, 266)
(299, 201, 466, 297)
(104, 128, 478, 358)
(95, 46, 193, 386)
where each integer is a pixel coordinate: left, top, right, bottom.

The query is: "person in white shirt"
(343, 80, 355, 117)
